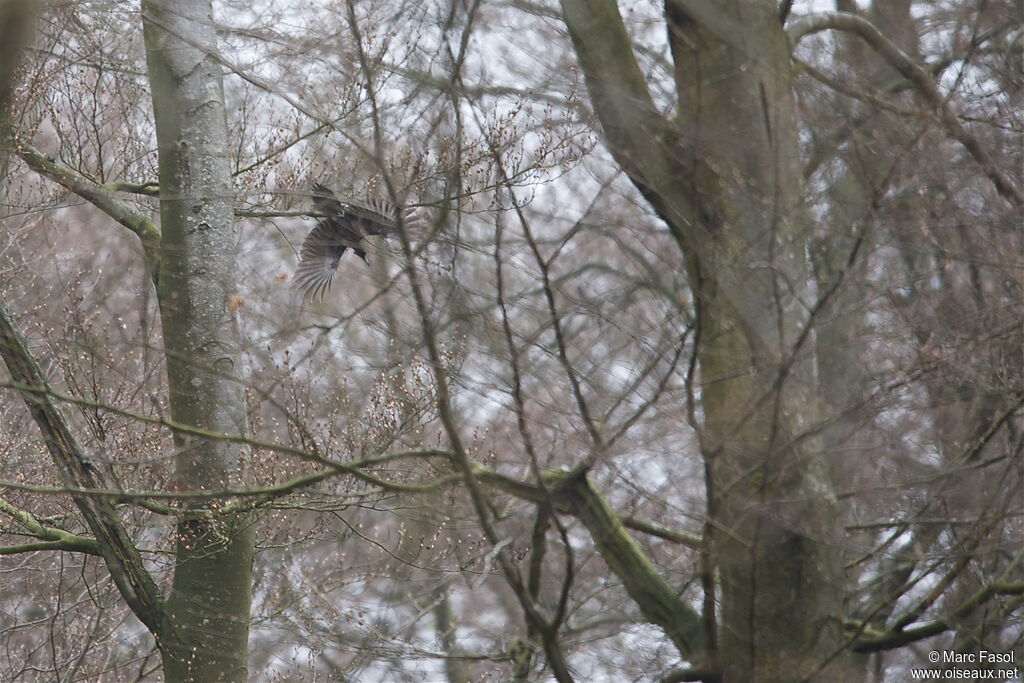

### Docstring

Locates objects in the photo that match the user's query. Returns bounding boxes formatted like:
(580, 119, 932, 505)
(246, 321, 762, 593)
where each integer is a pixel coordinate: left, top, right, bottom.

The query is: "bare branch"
(0, 496, 101, 555)
(0, 301, 165, 634)
(787, 11, 1022, 206)
(16, 141, 162, 282)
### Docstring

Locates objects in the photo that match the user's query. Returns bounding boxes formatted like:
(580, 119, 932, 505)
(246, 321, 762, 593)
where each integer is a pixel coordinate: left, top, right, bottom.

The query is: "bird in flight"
(295, 183, 419, 301)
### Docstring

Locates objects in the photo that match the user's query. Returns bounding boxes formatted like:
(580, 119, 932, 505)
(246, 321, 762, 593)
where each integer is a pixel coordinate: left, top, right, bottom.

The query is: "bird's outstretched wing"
(297, 183, 422, 300)
(294, 220, 349, 302)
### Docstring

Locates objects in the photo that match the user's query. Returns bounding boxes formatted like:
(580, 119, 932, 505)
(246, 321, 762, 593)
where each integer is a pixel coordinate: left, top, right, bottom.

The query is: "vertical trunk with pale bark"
(141, 1, 254, 680)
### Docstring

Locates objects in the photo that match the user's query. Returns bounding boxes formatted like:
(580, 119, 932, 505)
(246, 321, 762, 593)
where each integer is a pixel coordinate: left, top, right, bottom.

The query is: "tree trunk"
(558, 0, 845, 679)
(140, 1, 254, 680)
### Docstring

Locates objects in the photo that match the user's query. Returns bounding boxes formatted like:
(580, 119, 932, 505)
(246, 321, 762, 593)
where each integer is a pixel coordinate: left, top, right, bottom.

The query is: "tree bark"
(555, 470, 704, 658)
(140, 1, 254, 680)
(558, 0, 845, 679)
(0, 306, 166, 633)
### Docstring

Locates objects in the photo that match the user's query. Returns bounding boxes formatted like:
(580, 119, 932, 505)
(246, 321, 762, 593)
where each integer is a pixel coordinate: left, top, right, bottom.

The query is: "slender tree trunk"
(140, 1, 254, 680)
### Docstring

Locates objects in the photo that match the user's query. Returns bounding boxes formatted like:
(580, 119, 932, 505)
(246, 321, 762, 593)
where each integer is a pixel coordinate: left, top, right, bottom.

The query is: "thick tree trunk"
(140, 1, 254, 680)
(675, 8, 845, 673)
(558, 0, 845, 680)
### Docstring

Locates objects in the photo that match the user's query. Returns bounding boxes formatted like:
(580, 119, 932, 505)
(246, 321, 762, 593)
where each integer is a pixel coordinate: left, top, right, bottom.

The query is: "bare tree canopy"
(1, 0, 1020, 681)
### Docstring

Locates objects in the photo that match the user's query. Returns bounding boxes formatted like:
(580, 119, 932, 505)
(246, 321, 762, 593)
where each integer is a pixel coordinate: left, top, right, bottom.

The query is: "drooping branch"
(787, 11, 1022, 207)
(800, 22, 1017, 181)
(0, 301, 165, 634)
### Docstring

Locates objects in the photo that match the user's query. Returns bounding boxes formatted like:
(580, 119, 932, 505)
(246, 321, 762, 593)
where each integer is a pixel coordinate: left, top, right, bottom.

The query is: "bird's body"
(295, 183, 418, 301)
